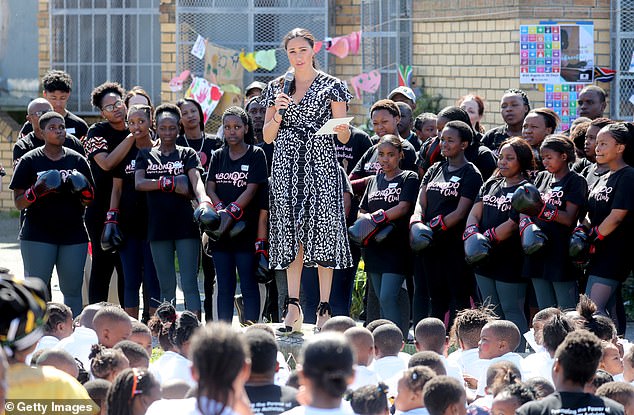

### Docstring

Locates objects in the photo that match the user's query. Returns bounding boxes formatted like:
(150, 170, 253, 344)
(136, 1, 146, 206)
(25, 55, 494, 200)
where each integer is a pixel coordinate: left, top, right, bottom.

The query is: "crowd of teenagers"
(4, 275, 634, 415)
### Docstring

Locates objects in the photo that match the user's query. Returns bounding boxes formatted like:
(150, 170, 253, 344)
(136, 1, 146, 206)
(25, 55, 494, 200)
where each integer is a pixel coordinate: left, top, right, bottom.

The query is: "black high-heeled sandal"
(277, 297, 303, 334)
(315, 301, 332, 332)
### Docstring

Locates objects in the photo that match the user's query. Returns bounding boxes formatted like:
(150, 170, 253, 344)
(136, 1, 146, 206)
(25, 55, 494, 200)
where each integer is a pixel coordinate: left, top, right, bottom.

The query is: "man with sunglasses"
(13, 98, 86, 168)
(83, 82, 134, 306)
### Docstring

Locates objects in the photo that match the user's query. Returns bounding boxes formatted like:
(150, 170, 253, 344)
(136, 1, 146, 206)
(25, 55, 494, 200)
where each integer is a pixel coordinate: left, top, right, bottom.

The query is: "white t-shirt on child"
(149, 351, 196, 387)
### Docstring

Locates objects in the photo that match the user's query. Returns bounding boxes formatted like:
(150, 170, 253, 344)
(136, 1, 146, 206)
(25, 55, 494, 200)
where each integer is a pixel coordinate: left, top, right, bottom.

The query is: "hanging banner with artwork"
(204, 44, 244, 90)
(544, 84, 588, 132)
(519, 22, 594, 84)
(350, 70, 381, 98)
(185, 77, 224, 125)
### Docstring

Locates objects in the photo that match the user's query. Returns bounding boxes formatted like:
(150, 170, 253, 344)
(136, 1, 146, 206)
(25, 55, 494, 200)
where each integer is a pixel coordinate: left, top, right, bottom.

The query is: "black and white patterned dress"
(261, 71, 353, 269)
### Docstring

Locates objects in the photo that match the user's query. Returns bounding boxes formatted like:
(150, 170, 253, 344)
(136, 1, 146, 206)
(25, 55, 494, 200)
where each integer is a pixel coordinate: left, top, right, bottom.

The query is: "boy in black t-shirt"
(19, 70, 88, 140)
(516, 330, 624, 415)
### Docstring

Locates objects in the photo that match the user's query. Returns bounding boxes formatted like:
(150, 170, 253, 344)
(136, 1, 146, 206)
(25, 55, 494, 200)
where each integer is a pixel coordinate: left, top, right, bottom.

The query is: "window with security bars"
(175, 0, 329, 88)
(612, 0, 634, 120)
(49, 0, 161, 114)
(360, 0, 412, 108)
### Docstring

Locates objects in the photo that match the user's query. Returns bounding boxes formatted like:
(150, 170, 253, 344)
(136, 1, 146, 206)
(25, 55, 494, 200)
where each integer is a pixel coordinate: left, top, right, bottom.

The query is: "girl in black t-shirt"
(482, 89, 531, 153)
(583, 123, 634, 317)
(10, 112, 95, 317)
(411, 121, 483, 324)
(356, 135, 419, 336)
(524, 135, 587, 310)
(465, 137, 534, 338)
(135, 104, 212, 317)
(109, 105, 160, 319)
(522, 108, 560, 173)
(206, 107, 267, 323)
(176, 97, 223, 321)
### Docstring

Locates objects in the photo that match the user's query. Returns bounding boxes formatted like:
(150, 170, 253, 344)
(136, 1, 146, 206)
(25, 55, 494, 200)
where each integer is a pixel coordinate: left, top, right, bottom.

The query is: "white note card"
(315, 117, 354, 136)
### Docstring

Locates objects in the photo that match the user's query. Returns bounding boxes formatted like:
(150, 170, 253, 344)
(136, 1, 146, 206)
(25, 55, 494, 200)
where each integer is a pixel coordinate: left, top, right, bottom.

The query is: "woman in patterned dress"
(262, 28, 353, 332)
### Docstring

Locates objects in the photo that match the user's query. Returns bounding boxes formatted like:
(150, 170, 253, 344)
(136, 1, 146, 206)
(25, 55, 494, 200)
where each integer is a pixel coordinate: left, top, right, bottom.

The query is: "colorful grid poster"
(520, 23, 594, 84)
(544, 84, 587, 132)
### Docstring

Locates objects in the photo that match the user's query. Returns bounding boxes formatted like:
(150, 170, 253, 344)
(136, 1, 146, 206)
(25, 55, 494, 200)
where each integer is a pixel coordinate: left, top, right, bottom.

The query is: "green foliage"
(350, 260, 367, 320)
(413, 78, 443, 118)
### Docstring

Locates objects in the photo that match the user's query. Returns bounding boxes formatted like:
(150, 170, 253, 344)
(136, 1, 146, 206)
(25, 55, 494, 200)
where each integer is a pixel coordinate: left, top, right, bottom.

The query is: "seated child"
(596, 382, 634, 415)
(89, 344, 130, 382)
(585, 370, 615, 394)
(470, 361, 521, 411)
(371, 324, 407, 382)
(113, 340, 150, 368)
(346, 382, 390, 415)
(599, 341, 624, 381)
(345, 327, 379, 390)
(415, 318, 463, 383)
(394, 366, 435, 415)
(490, 383, 535, 415)
(523, 377, 555, 399)
(624, 346, 634, 384)
(422, 376, 467, 415)
(522, 314, 574, 385)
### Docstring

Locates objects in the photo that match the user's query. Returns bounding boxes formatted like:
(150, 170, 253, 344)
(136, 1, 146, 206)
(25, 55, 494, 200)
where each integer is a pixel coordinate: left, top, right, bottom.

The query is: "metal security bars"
(360, 0, 412, 107)
(612, 0, 634, 120)
(49, 0, 161, 114)
(175, 0, 329, 87)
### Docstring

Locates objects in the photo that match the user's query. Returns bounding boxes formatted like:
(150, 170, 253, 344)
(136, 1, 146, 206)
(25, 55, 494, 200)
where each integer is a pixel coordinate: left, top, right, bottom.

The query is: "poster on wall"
(544, 84, 588, 132)
(520, 22, 594, 84)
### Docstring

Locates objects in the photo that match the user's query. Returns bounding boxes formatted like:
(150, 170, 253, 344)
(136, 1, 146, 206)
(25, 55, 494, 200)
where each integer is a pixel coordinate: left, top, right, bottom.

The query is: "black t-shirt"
(572, 157, 592, 174)
(207, 145, 268, 251)
(360, 170, 419, 274)
(13, 132, 85, 168)
(112, 145, 155, 238)
(422, 161, 483, 242)
(473, 177, 524, 282)
(135, 145, 202, 241)
(482, 125, 511, 154)
(245, 384, 299, 415)
(516, 392, 624, 415)
(417, 136, 442, 172)
(406, 131, 422, 152)
(587, 166, 634, 281)
(256, 141, 274, 176)
(9, 147, 94, 244)
(351, 138, 418, 178)
(19, 111, 89, 140)
(176, 133, 222, 182)
(523, 170, 587, 282)
(465, 133, 497, 181)
(335, 126, 372, 174)
(583, 163, 609, 190)
(83, 122, 130, 218)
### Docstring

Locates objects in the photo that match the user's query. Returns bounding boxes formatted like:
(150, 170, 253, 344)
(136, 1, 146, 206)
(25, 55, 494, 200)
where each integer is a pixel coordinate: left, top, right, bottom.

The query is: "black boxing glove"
(24, 170, 62, 203)
(463, 225, 491, 265)
(409, 221, 434, 253)
(100, 209, 124, 252)
(519, 217, 548, 255)
(569, 225, 590, 261)
(254, 239, 274, 284)
(511, 183, 544, 217)
(65, 170, 94, 203)
(194, 201, 220, 235)
(209, 203, 244, 241)
(348, 210, 389, 246)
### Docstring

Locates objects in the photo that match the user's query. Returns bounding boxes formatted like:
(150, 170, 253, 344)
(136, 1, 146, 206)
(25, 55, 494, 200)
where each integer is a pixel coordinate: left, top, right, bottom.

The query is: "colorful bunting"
(190, 35, 206, 60)
(169, 70, 190, 92)
(346, 31, 361, 55)
(327, 36, 350, 59)
(255, 49, 277, 71)
(397, 64, 413, 87)
(239, 51, 258, 72)
(350, 70, 381, 98)
(185, 77, 224, 124)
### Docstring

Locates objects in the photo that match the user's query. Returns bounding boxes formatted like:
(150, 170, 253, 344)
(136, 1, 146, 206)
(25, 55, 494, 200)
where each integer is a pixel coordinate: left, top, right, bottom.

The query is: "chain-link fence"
(50, 0, 161, 114)
(612, 0, 634, 120)
(360, 0, 412, 108)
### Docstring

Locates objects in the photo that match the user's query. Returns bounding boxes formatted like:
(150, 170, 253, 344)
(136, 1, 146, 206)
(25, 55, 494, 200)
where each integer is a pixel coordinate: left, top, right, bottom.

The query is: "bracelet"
(272, 113, 282, 124)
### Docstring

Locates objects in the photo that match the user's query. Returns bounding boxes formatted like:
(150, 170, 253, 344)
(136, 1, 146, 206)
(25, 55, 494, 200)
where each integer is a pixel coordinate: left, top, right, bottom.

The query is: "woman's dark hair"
(443, 120, 473, 143)
(542, 314, 575, 354)
(370, 99, 401, 119)
(345, 382, 389, 415)
(486, 360, 521, 396)
(222, 106, 255, 145)
(523, 377, 555, 399)
(39, 111, 65, 131)
(44, 302, 72, 336)
(89, 344, 128, 380)
(377, 134, 403, 152)
(576, 294, 617, 341)
(301, 333, 354, 399)
(170, 311, 200, 349)
(603, 122, 634, 166)
(498, 136, 536, 179)
(91, 82, 126, 109)
(494, 383, 535, 405)
(127, 104, 152, 123)
(124, 86, 153, 110)
(503, 88, 531, 114)
(540, 134, 577, 165)
(570, 121, 590, 154)
(154, 103, 182, 126)
(437, 106, 473, 130)
(457, 95, 486, 133)
(283, 28, 317, 68)
(106, 368, 159, 415)
(148, 302, 177, 352)
(190, 322, 249, 415)
(529, 108, 560, 133)
(176, 97, 205, 134)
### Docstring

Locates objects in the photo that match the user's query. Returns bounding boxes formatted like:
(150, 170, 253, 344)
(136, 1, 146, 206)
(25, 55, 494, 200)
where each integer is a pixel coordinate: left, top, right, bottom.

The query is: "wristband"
(429, 215, 447, 232)
(537, 203, 558, 222)
(24, 187, 37, 203)
(226, 202, 243, 220)
(158, 176, 175, 192)
(519, 217, 534, 235)
(255, 238, 269, 254)
(105, 209, 119, 224)
(462, 224, 480, 241)
(589, 226, 605, 242)
(371, 209, 389, 225)
(483, 227, 498, 243)
(214, 201, 225, 211)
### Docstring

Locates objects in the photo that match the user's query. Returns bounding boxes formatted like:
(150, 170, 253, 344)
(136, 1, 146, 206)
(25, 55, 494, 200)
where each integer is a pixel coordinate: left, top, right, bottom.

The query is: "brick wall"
(0, 114, 22, 210)
(159, 0, 178, 104)
(411, 0, 611, 130)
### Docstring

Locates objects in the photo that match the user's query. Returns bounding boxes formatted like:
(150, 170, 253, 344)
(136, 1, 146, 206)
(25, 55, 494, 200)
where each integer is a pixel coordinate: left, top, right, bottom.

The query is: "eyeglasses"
(130, 369, 145, 399)
(103, 100, 124, 112)
(29, 110, 51, 117)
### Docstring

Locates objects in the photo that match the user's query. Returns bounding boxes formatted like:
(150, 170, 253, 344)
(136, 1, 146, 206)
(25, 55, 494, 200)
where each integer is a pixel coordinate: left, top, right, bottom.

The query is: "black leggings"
(86, 218, 124, 304)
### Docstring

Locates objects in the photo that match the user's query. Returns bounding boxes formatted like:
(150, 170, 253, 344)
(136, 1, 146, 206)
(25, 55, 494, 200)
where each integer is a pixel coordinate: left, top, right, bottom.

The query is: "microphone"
(279, 71, 295, 117)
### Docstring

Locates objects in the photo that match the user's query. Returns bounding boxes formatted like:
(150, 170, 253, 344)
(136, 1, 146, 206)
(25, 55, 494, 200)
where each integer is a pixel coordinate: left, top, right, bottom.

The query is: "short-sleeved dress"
(261, 71, 353, 269)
